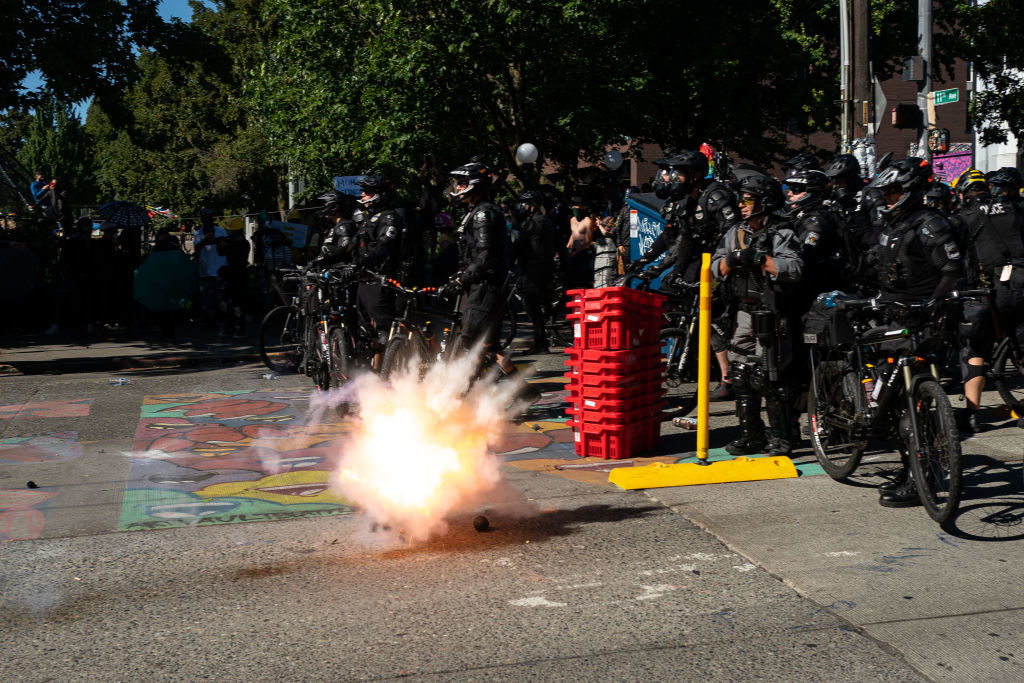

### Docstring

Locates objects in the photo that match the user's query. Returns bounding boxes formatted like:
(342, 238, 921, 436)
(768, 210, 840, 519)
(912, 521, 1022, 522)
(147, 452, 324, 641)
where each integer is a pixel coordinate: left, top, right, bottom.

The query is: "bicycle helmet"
(952, 168, 989, 205)
(869, 157, 933, 218)
(922, 182, 953, 212)
(738, 173, 783, 218)
(449, 159, 492, 201)
(356, 169, 394, 211)
(652, 149, 708, 200)
(985, 167, 1022, 200)
(824, 154, 862, 183)
(783, 151, 822, 178)
(784, 169, 832, 212)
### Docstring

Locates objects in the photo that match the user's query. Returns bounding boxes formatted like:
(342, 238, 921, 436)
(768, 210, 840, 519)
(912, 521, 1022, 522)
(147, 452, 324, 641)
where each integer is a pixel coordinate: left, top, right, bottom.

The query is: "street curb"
(0, 351, 262, 376)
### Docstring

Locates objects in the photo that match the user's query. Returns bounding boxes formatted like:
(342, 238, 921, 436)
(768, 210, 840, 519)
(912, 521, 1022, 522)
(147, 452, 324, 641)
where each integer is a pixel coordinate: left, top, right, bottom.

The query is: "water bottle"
(862, 366, 877, 408)
(108, 378, 130, 386)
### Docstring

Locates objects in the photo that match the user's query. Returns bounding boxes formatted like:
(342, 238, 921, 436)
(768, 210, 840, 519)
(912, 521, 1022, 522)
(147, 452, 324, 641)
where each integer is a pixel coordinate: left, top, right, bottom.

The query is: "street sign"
(934, 88, 959, 106)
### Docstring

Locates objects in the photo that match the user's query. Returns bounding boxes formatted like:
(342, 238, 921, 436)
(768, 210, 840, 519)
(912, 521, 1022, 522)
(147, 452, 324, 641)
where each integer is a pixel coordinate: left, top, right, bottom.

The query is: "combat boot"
(764, 395, 794, 456)
(725, 392, 767, 456)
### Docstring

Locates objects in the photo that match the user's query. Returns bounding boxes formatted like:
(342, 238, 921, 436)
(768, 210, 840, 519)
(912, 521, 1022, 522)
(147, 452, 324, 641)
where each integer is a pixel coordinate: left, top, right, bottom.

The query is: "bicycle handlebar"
(835, 289, 992, 312)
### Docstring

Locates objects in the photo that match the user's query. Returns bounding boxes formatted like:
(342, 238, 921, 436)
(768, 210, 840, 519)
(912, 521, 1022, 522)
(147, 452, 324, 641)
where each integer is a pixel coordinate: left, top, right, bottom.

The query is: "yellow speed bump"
(609, 457, 798, 489)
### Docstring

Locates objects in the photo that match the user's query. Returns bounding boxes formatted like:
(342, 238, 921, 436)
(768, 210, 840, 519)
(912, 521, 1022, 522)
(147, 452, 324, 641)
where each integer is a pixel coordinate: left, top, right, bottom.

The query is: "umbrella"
(98, 200, 152, 228)
(133, 249, 198, 312)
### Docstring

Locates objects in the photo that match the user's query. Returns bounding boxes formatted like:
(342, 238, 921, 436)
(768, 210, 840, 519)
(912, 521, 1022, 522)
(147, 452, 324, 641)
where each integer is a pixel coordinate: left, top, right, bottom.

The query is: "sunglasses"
(739, 196, 758, 206)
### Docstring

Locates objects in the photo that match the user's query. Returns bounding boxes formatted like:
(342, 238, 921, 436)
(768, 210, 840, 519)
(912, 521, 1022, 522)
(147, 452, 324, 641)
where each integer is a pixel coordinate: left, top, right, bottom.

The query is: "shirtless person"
(566, 197, 597, 288)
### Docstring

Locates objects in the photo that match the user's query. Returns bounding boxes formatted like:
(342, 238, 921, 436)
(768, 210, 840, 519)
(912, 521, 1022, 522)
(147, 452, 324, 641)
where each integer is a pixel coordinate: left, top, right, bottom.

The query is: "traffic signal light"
(891, 104, 922, 130)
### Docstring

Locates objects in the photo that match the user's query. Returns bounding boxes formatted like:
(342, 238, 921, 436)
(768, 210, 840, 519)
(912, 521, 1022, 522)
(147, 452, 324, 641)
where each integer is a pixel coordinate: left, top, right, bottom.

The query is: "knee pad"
(963, 363, 987, 382)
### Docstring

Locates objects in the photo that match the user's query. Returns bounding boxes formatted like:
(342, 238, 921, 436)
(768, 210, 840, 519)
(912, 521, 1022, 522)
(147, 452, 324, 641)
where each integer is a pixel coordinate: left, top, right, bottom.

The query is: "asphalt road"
(1, 357, 1022, 681)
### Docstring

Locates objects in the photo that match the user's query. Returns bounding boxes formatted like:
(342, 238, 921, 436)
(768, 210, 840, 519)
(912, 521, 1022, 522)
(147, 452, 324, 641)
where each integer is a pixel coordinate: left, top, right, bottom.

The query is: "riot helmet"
(784, 169, 832, 212)
(985, 167, 1022, 201)
(952, 168, 989, 206)
(783, 151, 822, 178)
(737, 173, 782, 223)
(652, 150, 708, 200)
(449, 160, 492, 203)
(868, 156, 933, 218)
(517, 189, 544, 220)
(824, 154, 862, 184)
(357, 170, 394, 212)
(922, 182, 953, 213)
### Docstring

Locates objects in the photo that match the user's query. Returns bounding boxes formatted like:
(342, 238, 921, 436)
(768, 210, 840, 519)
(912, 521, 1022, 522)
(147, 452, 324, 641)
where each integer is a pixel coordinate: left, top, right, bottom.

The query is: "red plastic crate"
(565, 401, 665, 426)
(566, 416, 662, 459)
(567, 380, 666, 404)
(568, 310, 661, 350)
(564, 365, 663, 387)
(566, 393, 666, 418)
(564, 345, 662, 376)
(566, 286, 667, 311)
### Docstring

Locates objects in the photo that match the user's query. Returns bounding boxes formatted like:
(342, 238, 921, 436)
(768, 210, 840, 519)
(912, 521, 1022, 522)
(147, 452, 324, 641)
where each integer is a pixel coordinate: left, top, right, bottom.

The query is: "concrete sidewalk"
(0, 324, 260, 375)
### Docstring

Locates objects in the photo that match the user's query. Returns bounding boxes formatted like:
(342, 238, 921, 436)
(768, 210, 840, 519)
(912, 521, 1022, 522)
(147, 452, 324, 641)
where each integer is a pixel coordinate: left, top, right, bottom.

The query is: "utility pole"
(839, 0, 853, 153)
(851, 0, 875, 174)
(917, 0, 933, 160)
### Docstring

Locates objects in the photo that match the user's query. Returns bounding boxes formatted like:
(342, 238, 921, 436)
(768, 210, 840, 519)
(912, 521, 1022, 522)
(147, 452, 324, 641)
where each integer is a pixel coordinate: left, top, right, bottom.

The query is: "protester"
(193, 208, 228, 332)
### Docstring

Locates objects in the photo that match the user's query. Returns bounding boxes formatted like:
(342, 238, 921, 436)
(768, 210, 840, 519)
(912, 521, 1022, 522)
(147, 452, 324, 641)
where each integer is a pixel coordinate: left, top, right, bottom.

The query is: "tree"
(89, 1, 284, 212)
(2, 0, 162, 110)
(18, 93, 97, 202)
(955, 0, 1024, 145)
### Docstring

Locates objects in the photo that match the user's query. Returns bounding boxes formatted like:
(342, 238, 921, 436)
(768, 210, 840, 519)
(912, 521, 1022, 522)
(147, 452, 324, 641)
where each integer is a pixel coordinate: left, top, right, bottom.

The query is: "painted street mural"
(121, 388, 577, 531)
(0, 398, 93, 421)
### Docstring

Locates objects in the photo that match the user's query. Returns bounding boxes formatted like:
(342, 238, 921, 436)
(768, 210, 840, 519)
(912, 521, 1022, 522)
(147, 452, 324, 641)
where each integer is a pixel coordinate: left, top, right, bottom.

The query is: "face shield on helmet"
(922, 182, 953, 212)
(869, 157, 933, 218)
(985, 168, 1022, 201)
(448, 161, 491, 203)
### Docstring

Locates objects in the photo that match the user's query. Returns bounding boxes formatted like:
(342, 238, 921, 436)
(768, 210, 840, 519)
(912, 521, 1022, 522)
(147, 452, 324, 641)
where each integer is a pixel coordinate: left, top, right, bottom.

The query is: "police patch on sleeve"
(944, 242, 961, 260)
(723, 206, 736, 221)
(804, 232, 820, 246)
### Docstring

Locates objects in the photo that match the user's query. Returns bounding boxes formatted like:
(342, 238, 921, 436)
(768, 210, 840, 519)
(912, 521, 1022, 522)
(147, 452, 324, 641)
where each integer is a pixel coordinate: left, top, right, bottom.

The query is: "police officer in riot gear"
(868, 157, 964, 506)
(355, 169, 405, 351)
(635, 149, 740, 399)
(954, 168, 1024, 433)
(515, 189, 559, 354)
(309, 192, 359, 269)
(782, 151, 822, 179)
(784, 169, 846, 297)
(953, 168, 989, 210)
(712, 174, 804, 456)
(443, 158, 515, 373)
(824, 154, 865, 215)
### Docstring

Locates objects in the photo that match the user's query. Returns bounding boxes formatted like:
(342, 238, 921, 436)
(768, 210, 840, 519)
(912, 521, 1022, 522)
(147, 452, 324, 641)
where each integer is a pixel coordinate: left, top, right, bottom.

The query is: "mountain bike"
(258, 268, 310, 374)
(806, 290, 987, 524)
(376, 275, 464, 379)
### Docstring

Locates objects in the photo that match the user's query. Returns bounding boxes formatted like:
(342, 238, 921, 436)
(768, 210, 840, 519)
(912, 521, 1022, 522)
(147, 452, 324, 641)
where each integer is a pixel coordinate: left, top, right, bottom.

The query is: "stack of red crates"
(564, 286, 667, 459)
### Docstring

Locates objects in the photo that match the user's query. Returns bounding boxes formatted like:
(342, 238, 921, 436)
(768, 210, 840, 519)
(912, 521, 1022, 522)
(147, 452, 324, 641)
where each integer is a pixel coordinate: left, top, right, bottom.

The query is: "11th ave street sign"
(935, 88, 959, 105)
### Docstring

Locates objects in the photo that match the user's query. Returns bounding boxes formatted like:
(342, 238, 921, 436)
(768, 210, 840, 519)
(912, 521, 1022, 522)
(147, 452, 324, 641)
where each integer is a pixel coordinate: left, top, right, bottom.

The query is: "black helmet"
(783, 152, 821, 178)
(923, 182, 953, 212)
(784, 169, 832, 212)
(868, 156, 933, 217)
(652, 149, 708, 200)
(986, 167, 1022, 200)
(449, 160, 492, 201)
(824, 154, 862, 182)
(356, 170, 394, 211)
(738, 173, 783, 217)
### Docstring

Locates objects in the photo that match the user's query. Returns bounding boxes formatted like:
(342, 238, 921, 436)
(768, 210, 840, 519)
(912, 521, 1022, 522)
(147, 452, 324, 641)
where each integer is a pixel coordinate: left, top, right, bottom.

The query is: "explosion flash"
(314, 344, 534, 543)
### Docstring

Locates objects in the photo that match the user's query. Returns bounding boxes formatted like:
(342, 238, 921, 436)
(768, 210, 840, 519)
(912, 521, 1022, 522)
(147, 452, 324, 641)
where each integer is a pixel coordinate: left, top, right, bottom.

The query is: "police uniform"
(455, 199, 508, 349)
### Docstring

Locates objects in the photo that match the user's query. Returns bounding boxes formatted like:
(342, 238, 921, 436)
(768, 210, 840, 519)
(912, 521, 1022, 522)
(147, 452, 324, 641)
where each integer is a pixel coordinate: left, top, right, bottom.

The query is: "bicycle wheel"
(329, 327, 352, 388)
(807, 357, 866, 480)
(259, 306, 301, 373)
(659, 328, 697, 417)
(909, 378, 962, 524)
(381, 333, 428, 379)
(991, 338, 1024, 417)
(547, 302, 574, 349)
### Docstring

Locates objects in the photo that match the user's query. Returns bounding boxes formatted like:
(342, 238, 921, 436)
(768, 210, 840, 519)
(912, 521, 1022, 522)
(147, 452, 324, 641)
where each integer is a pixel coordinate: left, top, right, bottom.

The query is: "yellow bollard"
(696, 253, 712, 464)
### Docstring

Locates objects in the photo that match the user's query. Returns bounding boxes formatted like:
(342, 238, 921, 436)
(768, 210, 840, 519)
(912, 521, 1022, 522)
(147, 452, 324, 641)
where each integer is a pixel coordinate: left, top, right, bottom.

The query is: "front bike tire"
(329, 327, 352, 388)
(311, 322, 331, 391)
(381, 333, 429, 379)
(259, 306, 301, 373)
(807, 358, 866, 480)
(909, 378, 962, 524)
(991, 338, 1024, 417)
(659, 328, 697, 418)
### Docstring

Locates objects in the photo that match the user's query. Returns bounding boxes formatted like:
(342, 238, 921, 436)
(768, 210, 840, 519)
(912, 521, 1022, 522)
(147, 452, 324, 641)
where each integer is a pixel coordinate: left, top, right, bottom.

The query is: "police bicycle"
(805, 290, 988, 524)
(372, 273, 465, 379)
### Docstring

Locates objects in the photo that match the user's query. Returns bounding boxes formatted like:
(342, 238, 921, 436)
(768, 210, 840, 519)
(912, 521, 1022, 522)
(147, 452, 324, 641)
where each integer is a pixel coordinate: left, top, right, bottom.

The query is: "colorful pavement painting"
(0, 400, 93, 540)
(121, 389, 578, 531)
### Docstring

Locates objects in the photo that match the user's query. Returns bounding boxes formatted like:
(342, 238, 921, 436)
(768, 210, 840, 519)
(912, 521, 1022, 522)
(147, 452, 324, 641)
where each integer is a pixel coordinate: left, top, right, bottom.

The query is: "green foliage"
(89, 1, 284, 214)
(956, 0, 1024, 145)
(2, 0, 162, 110)
(17, 94, 98, 203)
